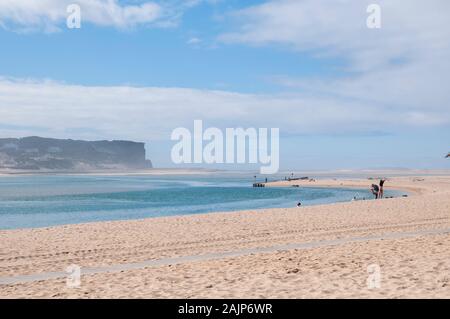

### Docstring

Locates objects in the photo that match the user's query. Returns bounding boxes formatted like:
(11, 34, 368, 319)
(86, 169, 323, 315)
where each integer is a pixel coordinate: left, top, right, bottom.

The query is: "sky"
(0, 0, 449, 170)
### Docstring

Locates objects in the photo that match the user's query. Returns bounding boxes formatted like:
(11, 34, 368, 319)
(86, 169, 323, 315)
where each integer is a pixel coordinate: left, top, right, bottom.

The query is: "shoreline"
(1, 168, 450, 177)
(0, 175, 442, 234)
(0, 180, 408, 233)
(1, 174, 450, 298)
(0, 168, 222, 177)
(265, 178, 421, 196)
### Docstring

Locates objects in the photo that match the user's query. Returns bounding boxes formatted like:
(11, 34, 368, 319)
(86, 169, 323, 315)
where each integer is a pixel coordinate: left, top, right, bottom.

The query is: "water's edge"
(0, 175, 403, 230)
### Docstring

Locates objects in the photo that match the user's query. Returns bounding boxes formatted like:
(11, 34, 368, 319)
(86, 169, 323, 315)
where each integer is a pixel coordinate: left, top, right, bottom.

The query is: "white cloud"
(219, 0, 450, 124)
(0, 0, 164, 32)
(0, 77, 448, 142)
(187, 37, 202, 44)
(0, 1, 448, 142)
(220, 0, 450, 69)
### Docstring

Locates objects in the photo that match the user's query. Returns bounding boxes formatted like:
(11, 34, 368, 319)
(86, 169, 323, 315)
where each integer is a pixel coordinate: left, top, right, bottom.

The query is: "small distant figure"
(265, 177, 268, 183)
(370, 184, 380, 199)
(379, 179, 386, 199)
(351, 196, 357, 202)
(297, 202, 302, 207)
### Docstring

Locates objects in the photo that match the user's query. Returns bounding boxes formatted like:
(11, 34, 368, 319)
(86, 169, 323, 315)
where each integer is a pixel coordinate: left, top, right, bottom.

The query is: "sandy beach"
(1, 174, 450, 298)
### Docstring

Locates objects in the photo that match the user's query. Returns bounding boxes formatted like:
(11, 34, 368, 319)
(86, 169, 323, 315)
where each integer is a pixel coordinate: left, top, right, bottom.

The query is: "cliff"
(0, 137, 152, 171)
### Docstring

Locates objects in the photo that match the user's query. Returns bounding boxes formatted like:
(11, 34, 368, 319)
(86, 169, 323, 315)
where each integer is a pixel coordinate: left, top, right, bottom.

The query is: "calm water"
(0, 174, 398, 230)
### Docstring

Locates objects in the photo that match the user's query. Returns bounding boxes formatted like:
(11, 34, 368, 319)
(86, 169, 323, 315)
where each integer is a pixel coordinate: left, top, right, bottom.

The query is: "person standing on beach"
(379, 179, 386, 199)
(371, 184, 379, 199)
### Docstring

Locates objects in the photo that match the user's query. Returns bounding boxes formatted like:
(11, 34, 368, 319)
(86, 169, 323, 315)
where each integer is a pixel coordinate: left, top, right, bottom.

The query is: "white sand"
(1, 175, 450, 298)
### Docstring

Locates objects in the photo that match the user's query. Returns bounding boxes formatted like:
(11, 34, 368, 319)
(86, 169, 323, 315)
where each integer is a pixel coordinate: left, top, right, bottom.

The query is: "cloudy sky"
(0, 0, 449, 169)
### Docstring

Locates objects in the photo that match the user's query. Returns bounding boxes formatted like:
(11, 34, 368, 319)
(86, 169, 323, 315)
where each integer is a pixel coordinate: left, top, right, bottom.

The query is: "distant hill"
(0, 137, 152, 171)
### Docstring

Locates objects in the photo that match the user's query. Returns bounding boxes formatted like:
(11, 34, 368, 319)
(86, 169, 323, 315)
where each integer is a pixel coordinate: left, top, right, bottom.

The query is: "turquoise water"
(0, 174, 396, 230)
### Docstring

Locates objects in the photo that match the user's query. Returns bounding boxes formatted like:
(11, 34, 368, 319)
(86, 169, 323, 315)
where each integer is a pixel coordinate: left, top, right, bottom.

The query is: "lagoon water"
(0, 174, 392, 230)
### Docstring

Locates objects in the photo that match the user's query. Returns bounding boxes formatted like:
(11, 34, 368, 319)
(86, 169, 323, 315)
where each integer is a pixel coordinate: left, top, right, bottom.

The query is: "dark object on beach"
(253, 183, 265, 188)
(446, 153, 450, 158)
(402, 194, 408, 197)
(292, 185, 300, 188)
(371, 184, 380, 199)
(297, 202, 302, 207)
(379, 179, 386, 199)
(288, 176, 309, 181)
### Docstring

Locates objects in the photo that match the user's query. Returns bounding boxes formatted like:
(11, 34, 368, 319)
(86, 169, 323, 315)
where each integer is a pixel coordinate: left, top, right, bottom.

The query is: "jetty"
(253, 183, 266, 188)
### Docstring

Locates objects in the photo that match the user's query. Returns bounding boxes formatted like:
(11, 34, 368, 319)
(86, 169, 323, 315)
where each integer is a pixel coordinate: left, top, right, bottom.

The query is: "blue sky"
(0, 9, 341, 92)
(0, 0, 449, 170)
